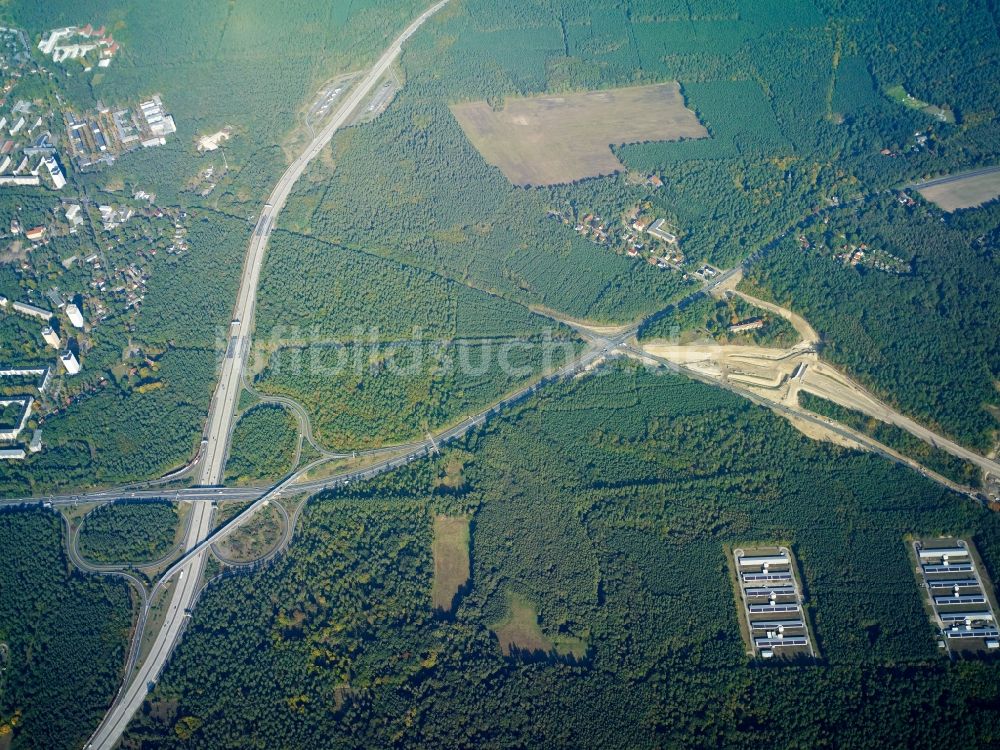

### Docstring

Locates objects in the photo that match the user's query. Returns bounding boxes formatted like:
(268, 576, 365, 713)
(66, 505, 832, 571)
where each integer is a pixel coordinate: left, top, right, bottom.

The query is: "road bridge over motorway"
(37, 16, 993, 742)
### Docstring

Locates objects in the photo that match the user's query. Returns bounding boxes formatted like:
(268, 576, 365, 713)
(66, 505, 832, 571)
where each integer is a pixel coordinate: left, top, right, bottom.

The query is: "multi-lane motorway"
(0, 485, 261, 509)
(85, 3, 453, 747)
(53, 7, 998, 742)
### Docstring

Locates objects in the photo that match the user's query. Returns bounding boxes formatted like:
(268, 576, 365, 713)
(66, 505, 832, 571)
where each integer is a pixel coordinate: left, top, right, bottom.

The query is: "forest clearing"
(431, 514, 470, 611)
(450, 82, 707, 185)
(918, 169, 1000, 211)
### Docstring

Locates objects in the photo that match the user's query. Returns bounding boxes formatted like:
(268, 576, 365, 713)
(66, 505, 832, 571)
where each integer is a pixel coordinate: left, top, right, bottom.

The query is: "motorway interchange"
(0, 1, 977, 745)
(23, 193, 1000, 747)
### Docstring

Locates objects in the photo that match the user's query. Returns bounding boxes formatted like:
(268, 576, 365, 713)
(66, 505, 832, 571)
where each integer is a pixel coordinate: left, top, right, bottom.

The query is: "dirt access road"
(639, 290, 1000, 479)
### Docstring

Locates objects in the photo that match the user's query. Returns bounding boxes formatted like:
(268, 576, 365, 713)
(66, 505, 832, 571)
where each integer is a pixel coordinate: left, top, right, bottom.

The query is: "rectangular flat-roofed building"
(922, 563, 974, 573)
(0, 367, 46, 377)
(12, 300, 52, 320)
(947, 628, 1000, 640)
(934, 595, 987, 606)
(940, 612, 994, 623)
(919, 546, 969, 560)
(744, 586, 796, 597)
(749, 620, 804, 631)
(0, 175, 40, 186)
(41, 325, 60, 348)
(754, 636, 809, 648)
(60, 349, 81, 375)
(43, 156, 65, 189)
(737, 554, 789, 567)
(749, 603, 801, 614)
(742, 571, 792, 583)
(928, 579, 980, 589)
(66, 302, 84, 328)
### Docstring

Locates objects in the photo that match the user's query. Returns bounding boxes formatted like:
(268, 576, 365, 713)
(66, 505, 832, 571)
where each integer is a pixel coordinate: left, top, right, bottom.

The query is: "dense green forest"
(255, 336, 584, 448)
(77, 500, 179, 563)
(255, 232, 564, 343)
(638, 291, 799, 346)
(120, 365, 1000, 747)
(0, 511, 132, 749)
(741, 195, 1000, 450)
(135, 212, 249, 347)
(224, 404, 299, 482)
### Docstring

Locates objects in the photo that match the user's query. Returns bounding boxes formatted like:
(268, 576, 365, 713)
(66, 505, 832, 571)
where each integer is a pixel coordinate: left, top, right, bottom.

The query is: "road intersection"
(31, 4, 993, 743)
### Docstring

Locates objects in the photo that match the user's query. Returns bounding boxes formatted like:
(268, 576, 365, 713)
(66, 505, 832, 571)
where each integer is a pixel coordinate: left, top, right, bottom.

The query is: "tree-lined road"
(907, 164, 1000, 189)
(0, 485, 262, 508)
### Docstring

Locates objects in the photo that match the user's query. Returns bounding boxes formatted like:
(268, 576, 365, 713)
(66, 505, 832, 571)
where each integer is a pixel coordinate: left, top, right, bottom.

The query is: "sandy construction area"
(640, 312, 1000, 478)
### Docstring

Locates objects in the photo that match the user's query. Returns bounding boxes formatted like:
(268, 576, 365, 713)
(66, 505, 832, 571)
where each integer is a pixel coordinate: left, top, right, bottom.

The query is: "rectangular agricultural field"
(450, 82, 707, 186)
(918, 170, 1000, 212)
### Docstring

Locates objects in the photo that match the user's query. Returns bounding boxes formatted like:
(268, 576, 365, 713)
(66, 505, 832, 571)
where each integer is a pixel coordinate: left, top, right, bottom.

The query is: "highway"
(85, 3, 453, 747)
(0, 485, 263, 508)
(625, 342, 985, 501)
